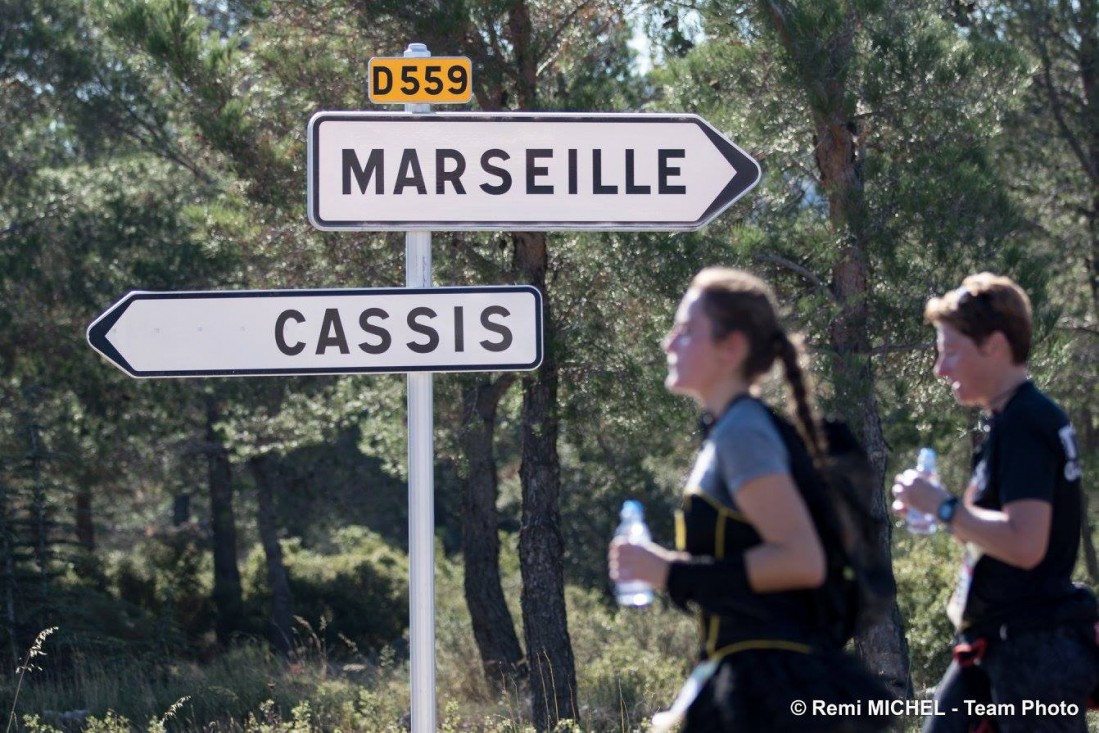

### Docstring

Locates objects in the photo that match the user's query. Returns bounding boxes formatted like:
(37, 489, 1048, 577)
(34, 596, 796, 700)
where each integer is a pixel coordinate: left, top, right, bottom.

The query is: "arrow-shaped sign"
(307, 112, 761, 231)
(87, 287, 543, 378)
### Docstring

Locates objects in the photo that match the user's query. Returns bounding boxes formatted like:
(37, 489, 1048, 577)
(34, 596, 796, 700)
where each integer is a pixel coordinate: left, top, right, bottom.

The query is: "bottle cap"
(917, 447, 937, 472)
(621, 500, 644, 516)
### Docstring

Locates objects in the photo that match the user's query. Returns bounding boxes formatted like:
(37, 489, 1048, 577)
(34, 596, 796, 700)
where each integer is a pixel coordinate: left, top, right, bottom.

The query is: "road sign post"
(400, 41, 437, 733)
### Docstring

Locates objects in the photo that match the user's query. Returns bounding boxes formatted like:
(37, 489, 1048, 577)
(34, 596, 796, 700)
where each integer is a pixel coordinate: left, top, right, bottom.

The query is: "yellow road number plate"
(368, 57, 472, 104)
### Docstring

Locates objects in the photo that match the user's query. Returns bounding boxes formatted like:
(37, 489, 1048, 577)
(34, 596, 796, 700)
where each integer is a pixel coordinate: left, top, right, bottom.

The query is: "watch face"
(938, 498, 958, 523)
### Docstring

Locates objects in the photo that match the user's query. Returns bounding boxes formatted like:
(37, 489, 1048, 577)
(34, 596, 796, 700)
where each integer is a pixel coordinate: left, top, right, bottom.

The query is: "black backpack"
(763, 406, 896, 647)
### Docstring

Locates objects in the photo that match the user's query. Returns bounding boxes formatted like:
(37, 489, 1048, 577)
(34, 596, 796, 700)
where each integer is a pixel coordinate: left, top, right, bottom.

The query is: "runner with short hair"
(892, 272, 1095, 733)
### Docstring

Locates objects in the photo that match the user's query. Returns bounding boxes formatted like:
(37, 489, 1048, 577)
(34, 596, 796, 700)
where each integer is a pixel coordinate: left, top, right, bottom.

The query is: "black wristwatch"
(937, 496, 960, 526)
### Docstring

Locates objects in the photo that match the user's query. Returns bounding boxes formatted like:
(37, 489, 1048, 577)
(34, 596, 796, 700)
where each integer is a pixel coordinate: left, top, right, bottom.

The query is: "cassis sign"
(87, 287, 542, 378)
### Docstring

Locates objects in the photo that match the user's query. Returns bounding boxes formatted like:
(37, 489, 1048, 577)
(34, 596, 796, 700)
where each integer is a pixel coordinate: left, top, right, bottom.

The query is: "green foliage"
(0, 572, 697, 732)
(549, 232, 711, 588)
(83, 712, 136, 733)
(103, 523, 213, 653)
(2, 641, 375, 731)
(891, 533, 958, 692)
(240, 527, 409, 653)
(567, 587, 695, 732)
(106, 0, 293, 208)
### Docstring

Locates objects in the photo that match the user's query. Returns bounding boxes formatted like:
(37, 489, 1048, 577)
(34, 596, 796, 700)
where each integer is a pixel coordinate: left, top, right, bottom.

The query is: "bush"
(0, 566, 185, 676)
(892, 530, 958, 692)
(432, 532, 696, 731)
(567, 586, 695, 731)
(240, 526, 409, 655)
(103, 522, 215, 654)
(2, 640, 408, 731)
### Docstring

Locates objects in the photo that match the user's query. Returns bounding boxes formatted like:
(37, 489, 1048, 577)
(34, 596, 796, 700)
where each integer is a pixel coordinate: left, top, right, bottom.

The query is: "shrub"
(892, 530, 958, 692)
(102, 522, 215, 653)
(240, 526, 409, 654)
(567, 586, 695, 732)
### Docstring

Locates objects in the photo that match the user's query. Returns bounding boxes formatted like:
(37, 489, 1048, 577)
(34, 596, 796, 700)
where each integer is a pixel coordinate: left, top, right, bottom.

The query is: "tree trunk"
(205, 393, 243, 648)
(818, 77, 912, 703)
(763, 0, 911, 697)
(514, 231, 577, 730)
(248, 454, 294, 657)
(0, 481, 16, 662)
(508, 1, 538, 108)
(172, 493, 192, 526)
(1090, 193, 1099, 322)
(1082, 493, 1099, 584)
(1076, 404, 1099, 584)
(460, 374, 526, 692)
(1079, 0, 1099, 319)
(74, 488, 94, 552)
(496, 2, 576, 727)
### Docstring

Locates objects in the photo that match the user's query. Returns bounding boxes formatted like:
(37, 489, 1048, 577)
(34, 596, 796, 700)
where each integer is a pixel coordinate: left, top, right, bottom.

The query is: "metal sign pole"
(402, 41, 436, 733)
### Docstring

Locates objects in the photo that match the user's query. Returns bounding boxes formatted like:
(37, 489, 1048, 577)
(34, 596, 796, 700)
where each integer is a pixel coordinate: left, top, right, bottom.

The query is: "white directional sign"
(307, 111, 761, 231)
(87, 287, 543, 378)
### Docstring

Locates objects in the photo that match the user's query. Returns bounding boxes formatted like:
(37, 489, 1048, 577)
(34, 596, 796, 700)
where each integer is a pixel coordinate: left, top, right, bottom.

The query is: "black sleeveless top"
(676, 490, 828, 660)
(674, 396, 846, 661)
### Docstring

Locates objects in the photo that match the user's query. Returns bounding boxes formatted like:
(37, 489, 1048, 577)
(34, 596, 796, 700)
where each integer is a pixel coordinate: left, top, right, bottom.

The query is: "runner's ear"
(715, 329, 748, 371)
(978, 330, 1011, 362)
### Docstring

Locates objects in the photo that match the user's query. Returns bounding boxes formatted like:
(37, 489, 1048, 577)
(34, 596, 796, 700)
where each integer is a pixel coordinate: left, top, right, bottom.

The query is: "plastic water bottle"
(906, 448, 939, 535)
(615, 500, 654, 607)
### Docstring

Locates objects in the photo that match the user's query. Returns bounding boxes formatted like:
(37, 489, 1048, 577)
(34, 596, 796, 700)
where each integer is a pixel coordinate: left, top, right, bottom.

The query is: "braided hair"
(690, 267, 824, 458)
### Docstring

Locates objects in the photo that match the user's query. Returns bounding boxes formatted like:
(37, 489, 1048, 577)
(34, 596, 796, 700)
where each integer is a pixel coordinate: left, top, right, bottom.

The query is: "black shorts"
(924, 625, 1097, 733)
(684, 647, 894, 733)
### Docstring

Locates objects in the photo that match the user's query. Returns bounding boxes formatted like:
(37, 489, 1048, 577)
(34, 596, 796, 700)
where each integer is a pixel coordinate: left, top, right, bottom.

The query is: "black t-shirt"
(963, 381, 1084, 630)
